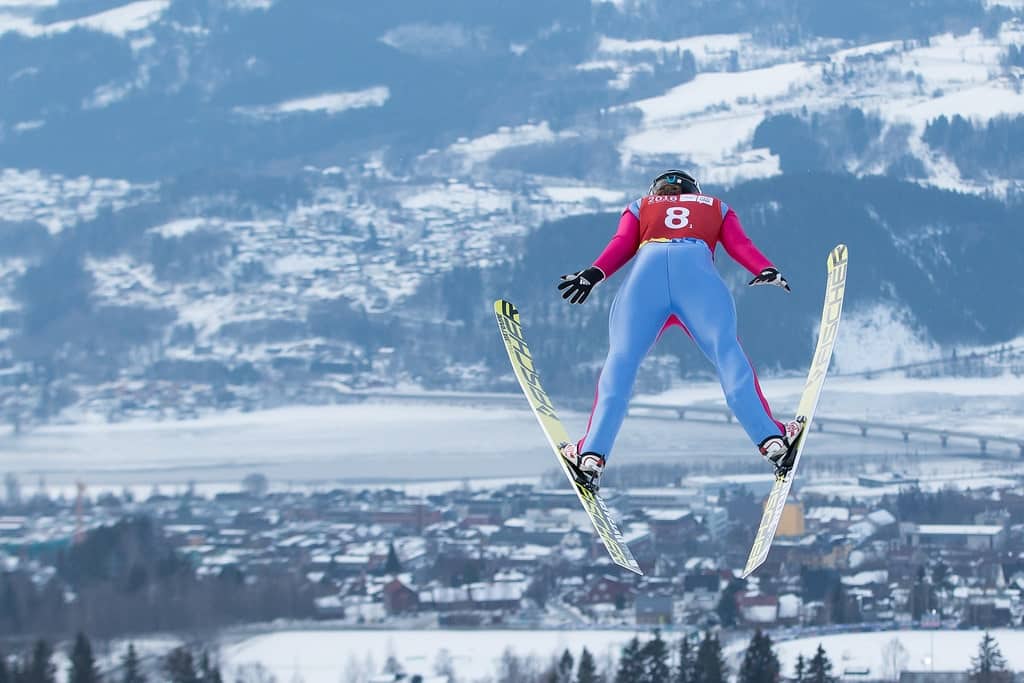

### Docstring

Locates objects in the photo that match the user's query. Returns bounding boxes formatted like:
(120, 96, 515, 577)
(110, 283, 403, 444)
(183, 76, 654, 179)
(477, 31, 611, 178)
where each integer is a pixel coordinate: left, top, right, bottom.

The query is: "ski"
(742, 244, 849, 578)
(493, 299, 643, 575)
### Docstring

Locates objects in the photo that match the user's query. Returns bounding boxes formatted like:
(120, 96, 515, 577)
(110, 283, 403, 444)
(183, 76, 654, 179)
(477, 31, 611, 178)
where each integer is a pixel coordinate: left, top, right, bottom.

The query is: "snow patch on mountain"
(0, 168, 156, 234)
(87, 255, 166, 308)
(235, 87, 391, 118)
(985, 0, 1024, 9)
(1, 0, 169, 37)
(224, 0, 273, 9)
(833, 302, 939, 374)
(447, 122, 568, 164)
(541, 186, 627, 205)
(150, 218, 209, 238)
(631, 62, 818, 122)
(379, 22, 481, 57)
(599, 33, 745, 60)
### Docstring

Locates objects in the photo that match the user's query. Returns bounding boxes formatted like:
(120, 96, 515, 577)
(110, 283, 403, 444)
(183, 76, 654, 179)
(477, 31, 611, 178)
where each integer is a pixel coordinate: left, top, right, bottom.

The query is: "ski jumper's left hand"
(748, 267, 791, 292)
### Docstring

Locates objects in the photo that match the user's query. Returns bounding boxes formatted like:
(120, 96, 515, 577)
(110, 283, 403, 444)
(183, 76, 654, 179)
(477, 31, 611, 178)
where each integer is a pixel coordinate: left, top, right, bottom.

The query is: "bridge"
(627, 401, 1024, 457)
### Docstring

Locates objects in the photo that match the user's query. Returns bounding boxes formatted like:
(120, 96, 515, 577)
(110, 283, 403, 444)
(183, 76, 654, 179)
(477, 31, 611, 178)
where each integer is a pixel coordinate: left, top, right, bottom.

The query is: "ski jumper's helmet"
(649, 170, 701, 195)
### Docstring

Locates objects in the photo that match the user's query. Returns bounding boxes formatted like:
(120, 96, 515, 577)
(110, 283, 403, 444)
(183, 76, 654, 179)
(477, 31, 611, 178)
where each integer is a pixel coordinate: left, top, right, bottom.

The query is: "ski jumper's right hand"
(558, 266, 605, 304)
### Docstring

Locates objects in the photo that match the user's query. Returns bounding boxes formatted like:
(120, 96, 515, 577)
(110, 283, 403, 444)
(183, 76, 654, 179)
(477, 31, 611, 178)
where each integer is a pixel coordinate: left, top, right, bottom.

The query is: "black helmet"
(648, 170, 701, 196)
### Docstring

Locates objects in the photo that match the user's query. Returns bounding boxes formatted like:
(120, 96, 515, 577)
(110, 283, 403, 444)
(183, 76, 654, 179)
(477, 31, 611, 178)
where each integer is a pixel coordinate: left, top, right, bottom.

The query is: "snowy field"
(221, 628, 643, 683)
(221, 627, 1024, 682)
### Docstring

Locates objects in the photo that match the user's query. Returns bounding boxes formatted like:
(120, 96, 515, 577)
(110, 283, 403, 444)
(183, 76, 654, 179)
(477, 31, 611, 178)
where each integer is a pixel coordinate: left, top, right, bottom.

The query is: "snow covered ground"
(221, 627, 1024, 683)
(221, 628, 641, 683)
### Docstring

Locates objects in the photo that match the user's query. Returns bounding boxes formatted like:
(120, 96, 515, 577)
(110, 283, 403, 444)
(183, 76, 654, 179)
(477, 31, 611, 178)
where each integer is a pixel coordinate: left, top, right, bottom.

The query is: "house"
(578, 574, 637, 607)
(382, 578, 419, 615)
(646, 509, 699, 550)
(684, 571, 720, 594)
(419, 580, 525, 612)
(313, 594, 345, 619)
(636, 592, 673, 625)
(737, 593, 778, 625)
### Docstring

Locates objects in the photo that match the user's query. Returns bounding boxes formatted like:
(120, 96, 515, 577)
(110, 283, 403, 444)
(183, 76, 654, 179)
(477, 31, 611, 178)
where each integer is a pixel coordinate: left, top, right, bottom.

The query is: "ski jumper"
(579, 193, 784, 459)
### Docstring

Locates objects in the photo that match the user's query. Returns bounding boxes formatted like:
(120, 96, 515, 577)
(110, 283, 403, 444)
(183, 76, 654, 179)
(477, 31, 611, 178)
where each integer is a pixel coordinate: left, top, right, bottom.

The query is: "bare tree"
(881, 639, 909, 682)
(232, 663, 276, 683)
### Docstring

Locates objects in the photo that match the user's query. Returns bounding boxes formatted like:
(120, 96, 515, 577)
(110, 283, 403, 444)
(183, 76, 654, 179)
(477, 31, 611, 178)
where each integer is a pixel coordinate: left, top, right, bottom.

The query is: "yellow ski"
(742, 244, 849, 578)
(494, 299, 643, 575)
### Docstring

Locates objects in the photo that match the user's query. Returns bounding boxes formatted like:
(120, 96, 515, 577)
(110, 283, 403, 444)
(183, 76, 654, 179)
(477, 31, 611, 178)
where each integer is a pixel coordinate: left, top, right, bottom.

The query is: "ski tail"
(742, 244, 848, 578)
(493, 299, 643, 575)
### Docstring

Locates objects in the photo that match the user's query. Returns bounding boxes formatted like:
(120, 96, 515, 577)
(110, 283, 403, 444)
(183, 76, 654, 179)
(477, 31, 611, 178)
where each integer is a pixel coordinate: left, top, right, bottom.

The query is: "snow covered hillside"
(1, 0, 1023, 424)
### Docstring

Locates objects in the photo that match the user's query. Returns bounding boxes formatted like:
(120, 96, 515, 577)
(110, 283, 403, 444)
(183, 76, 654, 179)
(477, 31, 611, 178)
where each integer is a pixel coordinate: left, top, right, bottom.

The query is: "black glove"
(557, 266, 605, 304)
(748, 267, 791, 292)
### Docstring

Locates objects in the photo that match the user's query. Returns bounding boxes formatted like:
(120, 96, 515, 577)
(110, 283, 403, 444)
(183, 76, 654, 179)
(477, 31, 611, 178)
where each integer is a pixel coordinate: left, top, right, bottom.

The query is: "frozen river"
(0, 374, 1019, 494)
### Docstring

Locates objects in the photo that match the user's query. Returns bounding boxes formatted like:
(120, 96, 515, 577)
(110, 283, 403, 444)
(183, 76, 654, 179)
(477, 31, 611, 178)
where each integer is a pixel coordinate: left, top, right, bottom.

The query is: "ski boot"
(758, 418, 805, 479)
(558, 441, 605, 493)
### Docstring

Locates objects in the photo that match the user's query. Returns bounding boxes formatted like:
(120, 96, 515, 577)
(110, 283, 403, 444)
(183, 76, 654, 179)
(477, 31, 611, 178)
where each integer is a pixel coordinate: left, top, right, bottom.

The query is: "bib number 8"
(664, 206, 690, 229)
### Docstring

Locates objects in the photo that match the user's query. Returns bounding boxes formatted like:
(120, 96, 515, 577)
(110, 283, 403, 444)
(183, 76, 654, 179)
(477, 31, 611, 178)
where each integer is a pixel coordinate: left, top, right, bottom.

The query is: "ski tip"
(493, 299, 519, 318)
(829, 244, 848, 266)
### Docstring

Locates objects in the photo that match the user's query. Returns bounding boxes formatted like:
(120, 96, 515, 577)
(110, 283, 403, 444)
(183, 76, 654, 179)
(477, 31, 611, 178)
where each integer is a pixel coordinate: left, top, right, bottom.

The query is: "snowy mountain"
(1, 0, 1024, 423)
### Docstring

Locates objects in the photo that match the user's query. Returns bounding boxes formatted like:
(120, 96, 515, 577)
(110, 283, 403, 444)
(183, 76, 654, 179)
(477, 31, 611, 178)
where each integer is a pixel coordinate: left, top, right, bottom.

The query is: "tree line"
(492, 628, 1014, 683)
(0, 634, 220, 683)
(493, 629, 835, 683)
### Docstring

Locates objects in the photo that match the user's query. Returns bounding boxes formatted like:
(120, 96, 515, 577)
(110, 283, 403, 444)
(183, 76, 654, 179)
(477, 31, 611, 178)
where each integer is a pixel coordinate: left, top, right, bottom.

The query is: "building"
(899, 523, 1006, 550)
(776, 501, 805, 538)
(636, 592, 673, 625)
(382, 578, 419, 615)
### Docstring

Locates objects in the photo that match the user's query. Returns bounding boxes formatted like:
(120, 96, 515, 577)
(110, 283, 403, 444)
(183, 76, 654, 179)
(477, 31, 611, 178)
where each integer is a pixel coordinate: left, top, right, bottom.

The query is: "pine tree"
(970, 632, 1010, 683)
(716, 580, 744, 627)
(692, 633, 726, 683)
(384, 542, 401, 574)
(121, 645, 146, 683)
(69, 634, 100, 683)
(163, 648, 198, 683)
(794, 654, 806, 683)
(556, 650, 575, 683)
(198, 651, 222, 683)
(641, 631, 670, 683)
(577, 647, 600, 683)
(0, 648, 9, 683)
(806, 645, 836, 683)
(27, 641, 56, 683)
(674, 635, 694, 683)
(616, 638, 644, 683)
(738, 630, 780, 683)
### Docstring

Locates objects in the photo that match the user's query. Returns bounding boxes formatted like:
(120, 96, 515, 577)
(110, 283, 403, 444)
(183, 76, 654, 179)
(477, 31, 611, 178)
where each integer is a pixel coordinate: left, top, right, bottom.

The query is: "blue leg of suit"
(580, 240, 781, 459)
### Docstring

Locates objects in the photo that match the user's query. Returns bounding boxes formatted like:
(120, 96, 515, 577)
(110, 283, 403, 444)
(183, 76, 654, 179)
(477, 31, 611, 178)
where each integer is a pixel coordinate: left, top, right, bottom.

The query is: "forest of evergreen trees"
(0, 517, 316, 639)
(922, 113, 1024, 182)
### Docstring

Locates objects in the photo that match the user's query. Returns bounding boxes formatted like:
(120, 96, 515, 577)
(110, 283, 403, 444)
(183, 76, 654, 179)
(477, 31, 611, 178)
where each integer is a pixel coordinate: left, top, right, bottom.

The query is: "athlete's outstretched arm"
(720, 208, 773, 276)
(593, 209, 642, 278)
